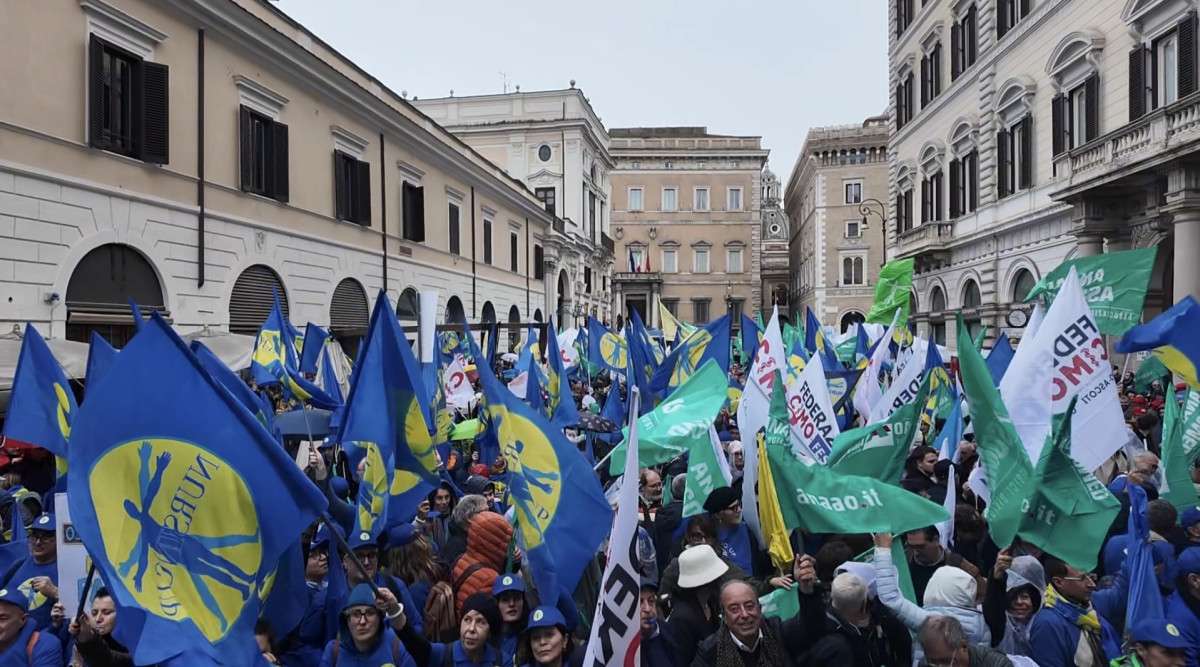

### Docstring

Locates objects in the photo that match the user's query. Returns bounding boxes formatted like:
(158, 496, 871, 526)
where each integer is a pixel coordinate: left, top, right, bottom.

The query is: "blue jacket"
(639, 621, 679, 667)
(429, 641, 501, 667)
(0, 558, 56, 631)
(1029, 593, 1121, 667)
(1165, 590, 1200, 667)
(499, 631, 519, 667)
(0, 617, 62, 667)
(319, 626, 416, 667)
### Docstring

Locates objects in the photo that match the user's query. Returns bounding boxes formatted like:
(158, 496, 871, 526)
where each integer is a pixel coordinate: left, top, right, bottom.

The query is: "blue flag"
(318, 346, 344, 406)
(485, 322, 499, 367)
(259, 540, 308, 639)
(934, 394, 964, 462)
(517, 324, 539, 374)
(650, 314, 731, 394)
(299, 323, 330, 375)
(470, 333, 612, 601)
(1116, 296, 1200, 388)
(338, 292, 437, 536)
(740, 314, 762, 367)
(66, 314, 326, 665)
(545, 317, 580, 428)
(85, 331, 118, 393)
(190, 341, 275, 434)
(986, 332, 1015, 386)
(587, 316, 627, 373)
(251, 292, 297, 386)
(598, 380, 626, 446)
(1125, 484, 1164, 630)
(525, 356, 546, 416)
(854, 326, 870, 366)
(0, 503, 27, 575)
(2, 324, 74, 457)
(128, 298, 144, 333)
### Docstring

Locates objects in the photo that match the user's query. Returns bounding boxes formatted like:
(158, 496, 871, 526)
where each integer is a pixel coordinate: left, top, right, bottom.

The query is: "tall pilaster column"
(1174, 209, 1200, 302)
(1074, 233, 1103, 257)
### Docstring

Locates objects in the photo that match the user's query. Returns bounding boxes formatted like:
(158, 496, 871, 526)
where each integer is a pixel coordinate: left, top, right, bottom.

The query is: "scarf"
(1043, 585, 1107, 666)
(713, 621, 785, 667)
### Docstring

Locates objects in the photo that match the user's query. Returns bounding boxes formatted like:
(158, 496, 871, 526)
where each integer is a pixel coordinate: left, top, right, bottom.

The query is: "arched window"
(229, 264, 287, 336)
(396, 287, 419, 322)
(929, 286, 948, 347)
(444, 296, 466, 325)
(839, 311, 865, 333)
(962, 280, 982, 308)
(507, 305, 521, 350)
(930, 286, 947, 312)
(1011, 269, 1037, 302)
(842, 257, 865, 285)
(330, 278, 369, 357)
(481, 301, 497, 324)
(66, 243, 165, 345)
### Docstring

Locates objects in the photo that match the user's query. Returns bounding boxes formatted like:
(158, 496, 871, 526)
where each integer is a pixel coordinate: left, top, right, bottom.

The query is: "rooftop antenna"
(499, 71, 509, 93)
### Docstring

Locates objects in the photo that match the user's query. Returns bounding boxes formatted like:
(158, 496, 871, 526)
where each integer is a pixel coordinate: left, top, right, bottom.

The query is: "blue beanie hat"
(341, 583, 377, 615)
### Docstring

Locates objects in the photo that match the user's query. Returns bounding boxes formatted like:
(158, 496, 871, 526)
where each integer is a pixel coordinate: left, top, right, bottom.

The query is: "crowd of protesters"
(0, 346, 1196, 667)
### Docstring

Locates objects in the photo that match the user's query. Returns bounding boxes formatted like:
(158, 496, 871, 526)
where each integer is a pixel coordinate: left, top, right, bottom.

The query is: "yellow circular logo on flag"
(90, 439, 262, 643)
(600, 334, 627, 369)
(489, 406, 561, 549)
(671, 331, 711, 387)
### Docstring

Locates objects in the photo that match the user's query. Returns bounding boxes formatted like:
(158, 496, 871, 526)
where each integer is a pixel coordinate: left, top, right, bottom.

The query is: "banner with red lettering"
(737, 307, 787, 543)
(869, 340, 927, 425)
(785, 352, 841, 464)
(1002, 267, 1128, 470)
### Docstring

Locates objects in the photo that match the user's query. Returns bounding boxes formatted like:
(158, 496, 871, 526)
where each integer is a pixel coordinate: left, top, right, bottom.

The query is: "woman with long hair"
(515, 607, 574, 667)
(385, 524, 445, 618)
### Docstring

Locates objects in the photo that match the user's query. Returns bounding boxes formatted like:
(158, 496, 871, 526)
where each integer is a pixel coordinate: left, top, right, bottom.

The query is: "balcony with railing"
(1054, 92, 1200, 187)
(601, 232, 615, 255)
(895, 221, 955, 260)
(613, 271, 662, 285)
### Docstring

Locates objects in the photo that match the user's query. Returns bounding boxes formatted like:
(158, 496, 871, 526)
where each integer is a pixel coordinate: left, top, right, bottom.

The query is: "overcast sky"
(273, 0, 888, 181)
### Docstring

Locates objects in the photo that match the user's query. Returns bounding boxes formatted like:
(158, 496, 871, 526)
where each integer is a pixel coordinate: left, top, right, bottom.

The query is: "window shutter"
(968, 151, 979, 211)
(1052, 94, 1065, 156)
(996, 1, 1007, 39)
(997, 129, 1010, 198)
(1084, 75, 1100, 143)
(140, 61, 169, 164)
(896, 84, 905, 129)
(272, 121, 289, 203)
(921, 56, 929, 106)
(1019, 0, 1029, 18)
(1130, 47, 1147, 120)
(88, 35, 104, 148)
(333, 151, 348, 220)
(949, 160, 960, 218)
(354, 159, 371, 226)
(951, 22, 962, 79)
(967, 6, 978, 63)
(239, 107, 253, 191)
(1181, 12, 1197, 97)
(922, 179, 930, 223)
(1019, 116, 1033, 189)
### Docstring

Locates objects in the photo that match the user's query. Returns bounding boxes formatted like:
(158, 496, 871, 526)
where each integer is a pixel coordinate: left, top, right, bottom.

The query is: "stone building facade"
(786, 117, 890, 331)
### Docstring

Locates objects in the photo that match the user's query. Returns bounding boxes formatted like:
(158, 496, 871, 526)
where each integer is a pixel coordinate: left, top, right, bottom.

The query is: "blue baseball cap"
(524, 605, 566, 632)
(310, 523, 344, 551)
(0, 587, 27, 611)
(492, 573, 525, 596)
(30, 513, 54, 533)
(1177, 547, 1200, 576)
(1182, 507, 1200, 529)
(1129, 618, 1190, 649)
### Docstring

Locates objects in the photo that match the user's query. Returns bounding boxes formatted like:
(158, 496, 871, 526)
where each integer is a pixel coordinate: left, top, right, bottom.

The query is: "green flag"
(1023, 247, 1157, 335)
(1162, 390, 1200, 510)
(1134, 355, 1171, 394)
(828, 374, 931, 484)
(956, 315, 1034, 549)
(835, 337, 858, 365)
(608, 360, 727, 474)
(1016, 401, 1121, 572)
(866, 259, 915, 324)
(683, 429, 730, 518)
(758, 588, 800, 621)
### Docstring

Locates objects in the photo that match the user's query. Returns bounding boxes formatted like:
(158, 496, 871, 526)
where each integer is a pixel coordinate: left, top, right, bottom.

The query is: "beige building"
(414, 88, 615, 326)
(608, 128, 769, 329)
(759, 168, 792, 319)
(785, 117, 890, 331)
(0, 0, 554, 348)
(886, 0, 1190, 350)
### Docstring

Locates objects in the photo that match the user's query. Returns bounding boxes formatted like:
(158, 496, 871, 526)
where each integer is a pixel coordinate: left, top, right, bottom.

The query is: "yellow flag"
(756, 433, 794, 571)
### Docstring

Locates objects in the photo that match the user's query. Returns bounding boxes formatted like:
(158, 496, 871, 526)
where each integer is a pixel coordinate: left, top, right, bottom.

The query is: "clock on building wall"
(1006, 307, 1029, 328)
(538, 145, 552, 162)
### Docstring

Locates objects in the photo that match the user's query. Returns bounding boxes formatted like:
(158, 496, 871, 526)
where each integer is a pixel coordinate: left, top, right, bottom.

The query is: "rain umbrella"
(275, 408, 333, 438)
(576, 412, 617, 433)
(181, 326, 256, 371)
(0, 325, 88, 416)
(450, 418, 483, 441)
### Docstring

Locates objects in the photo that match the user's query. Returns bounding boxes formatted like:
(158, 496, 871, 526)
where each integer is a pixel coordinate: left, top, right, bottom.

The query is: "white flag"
(1003, 267, 1127, 470)
(507, 371, 528, 398)
(583, 390, 643, 667)
(736, 306, 786, 545)
(444, 355, 474, 407)
(869, 338, 927, 424)
(785, 351, 841, 463)
(937, 462, 956, 548)
(557, 328, 579, 368)
(854, 310, 899, 421)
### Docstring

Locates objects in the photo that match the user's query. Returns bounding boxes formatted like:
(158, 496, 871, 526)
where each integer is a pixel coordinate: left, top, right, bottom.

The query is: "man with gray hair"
(919, 615, 1013, 667)
(439, 494, 489, 569)
(803, 571, 912, 666)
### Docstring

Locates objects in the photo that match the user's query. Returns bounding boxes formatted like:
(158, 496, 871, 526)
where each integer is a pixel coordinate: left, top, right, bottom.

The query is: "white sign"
(56, 493, 92, 619)
(784, 352, 841, 463)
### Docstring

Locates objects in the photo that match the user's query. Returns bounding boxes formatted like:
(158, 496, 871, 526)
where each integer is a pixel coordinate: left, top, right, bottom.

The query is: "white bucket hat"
(677, 544, 729, 589)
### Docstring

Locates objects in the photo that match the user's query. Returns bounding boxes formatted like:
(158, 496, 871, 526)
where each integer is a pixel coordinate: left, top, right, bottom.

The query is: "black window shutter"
(921, 179, 930, 223)
(354, 159, 371, 226)
(1181, 12, 1197, 97)
(968, 151, 979, 211)
(1019, 0, 1029, 18)
(1052, 94, 1065, 156)
(333, 151, 348, 220)
(997, 129, 1010, 198)
(239, 106, 253, 191)
(1130, 47, 1147, 120)
(997, 1, 1007, 39)
(921, 56, 929, 106)
(272, 121, 289, 202)
(1019, 116, 1033, 189)
(88, 35, 104, 148)
(951, 22, 962, 80)
(896, 84, 905, 129)
(1084, 75, 1100, 143)
(967, 6, 978, 64)
(140, 61, 169, 164)
(949, 160, 960, 218)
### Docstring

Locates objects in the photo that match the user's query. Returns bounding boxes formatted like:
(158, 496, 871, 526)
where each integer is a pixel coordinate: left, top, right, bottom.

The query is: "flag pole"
(319, 513, 385, 598)
(73, 562, 97, 623)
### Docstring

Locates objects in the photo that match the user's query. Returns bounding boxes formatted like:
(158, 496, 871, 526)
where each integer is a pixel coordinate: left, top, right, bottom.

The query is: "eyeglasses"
(28, 533, 54, 544)
(1058, 573, 1096, 583)
(346, 609, 379, 622)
